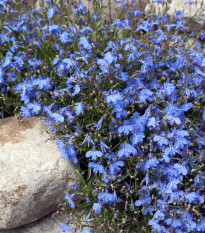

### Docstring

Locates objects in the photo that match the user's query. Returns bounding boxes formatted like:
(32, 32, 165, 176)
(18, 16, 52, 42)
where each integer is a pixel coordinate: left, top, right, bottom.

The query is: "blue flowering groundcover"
(0, 0, 205, 232)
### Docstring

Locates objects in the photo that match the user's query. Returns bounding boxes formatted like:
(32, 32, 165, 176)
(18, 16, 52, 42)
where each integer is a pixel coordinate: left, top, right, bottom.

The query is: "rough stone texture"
(145, 0, 205, 20)
(0, 211, 82, 233)
(0, 116, 78, 229)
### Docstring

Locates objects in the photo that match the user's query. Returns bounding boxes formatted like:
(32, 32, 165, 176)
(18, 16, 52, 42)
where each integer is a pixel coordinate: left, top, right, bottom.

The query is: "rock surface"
(0, 211, 82, 233)
(145, 0, 205, 20)
(0, 116, 78, 229)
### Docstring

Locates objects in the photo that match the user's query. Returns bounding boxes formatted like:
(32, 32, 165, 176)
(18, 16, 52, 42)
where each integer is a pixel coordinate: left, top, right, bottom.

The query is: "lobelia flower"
(78, 36, 92, 50)
(196, 217, 205, 231)
(153, 134, 169, 147)
(75, 102, 87, 115)
(97, 188, 115, 203)
(144, 154, 159, 170)
(60, 32, 74, 43)
(82, 227, 95, 233)
(72, 4, 87, 14)
(65, 193, 75, 208)
(89, 161, 105, 174)
(47, 7, 60, 19)
(109, 158, 125, 174)
(92, 201, 103, 214)
(148, 219, 162, 232)
(94, 117, 104, 130)
(86, 146, 102, 161)
(49, 112, 64, 123)
(60, 221, 71, 232)
(99, 139, 110, 153)
(142, 205, 154, 216)
(165, 218, 182, 228)
(118, 121, 134, 136)
(118, 143, 134, 158)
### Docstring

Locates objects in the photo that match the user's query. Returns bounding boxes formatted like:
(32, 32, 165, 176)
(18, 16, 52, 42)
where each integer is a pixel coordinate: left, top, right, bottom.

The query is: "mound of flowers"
(0, 0, 205, 232)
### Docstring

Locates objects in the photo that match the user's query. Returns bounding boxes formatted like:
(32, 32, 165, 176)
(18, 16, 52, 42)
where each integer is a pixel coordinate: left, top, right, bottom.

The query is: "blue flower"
(99, 139, 110, 153)
(26, 102, 41, 115)
(47, 7, 60, 19)
(118, 143, 133, 158)
(135, 197, 151, 207)
(165, 218, 182, 228)
(98, 188, 114, 203)
(75, 102, 87, 115)
(32, 76, 52, 90)
(106, 91, 123, 104)
(81, 134, 94, 147)
(72, 84, 81, 96)
(79, 37, 92, 50)
(94, 117, 104, 130)
(147, 117, 160, 129)
(160, 153, 170, 163)
(89, 161, 105, 174)
(92, 202, 103, 214)
(50, 112, 64, 123)
(167, 190, 184, 204)
(109, 159, 125, 174)
(180, 102, 193, 111)
(72, 184, 81, 190)
(153, 134, 169, 146)
(65, 193, 75, 208)
(164, 82, 176, 95)
(202, 111, 205, 121)
(196, 217, 205, 231)
(86, 147, 102, 161)
(138, 88, 153, 103)
(112, 100, 127, 118)
(148, 219, 162, 232)
(60, 32, 73, 43)
(144, 154, 159, 170)
(184, 192, 198, 204)
(117, 0, 127, 9)
(167, 178, 181, 191)
(118, 122, 133, 135)
(73, 4, 87, 14)
(130, 8, 144, 17)
(60, 222, 71, 232)
(142, 205, 154, 216)
(174, 162, 188, 175)
(129, 131, 145, 145)
(82, 227, 95, 233)
(153, 0, 165, 3)
(103, 52, 116, 65)
(141, 171, 150, 185)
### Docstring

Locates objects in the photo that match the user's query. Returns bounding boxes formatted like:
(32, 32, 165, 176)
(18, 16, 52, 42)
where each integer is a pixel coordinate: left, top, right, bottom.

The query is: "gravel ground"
(0, 212, 82, 233)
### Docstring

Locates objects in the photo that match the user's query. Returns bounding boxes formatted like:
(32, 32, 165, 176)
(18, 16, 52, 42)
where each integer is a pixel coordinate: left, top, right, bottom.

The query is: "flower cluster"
(0, 0, 205, 232)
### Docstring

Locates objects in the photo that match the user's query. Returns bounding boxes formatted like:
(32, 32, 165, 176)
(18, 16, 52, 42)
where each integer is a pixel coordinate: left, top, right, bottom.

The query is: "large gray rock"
(0, 211, 82, 233)
(0, 116, 78, 229)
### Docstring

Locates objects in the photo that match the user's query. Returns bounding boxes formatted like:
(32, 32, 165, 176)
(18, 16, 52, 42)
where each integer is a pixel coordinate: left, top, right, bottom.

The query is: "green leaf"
(86, 167, 92, 181)
(126, 168, 132, 177)
(94, 182, 108, 188)
(77, 121, 84, 133)
(76, 170, 86, 186)
(117, 29, 128, 39)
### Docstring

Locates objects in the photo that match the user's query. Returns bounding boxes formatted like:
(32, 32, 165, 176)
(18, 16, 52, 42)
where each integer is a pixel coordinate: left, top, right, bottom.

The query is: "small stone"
(0, 116, 78, 229)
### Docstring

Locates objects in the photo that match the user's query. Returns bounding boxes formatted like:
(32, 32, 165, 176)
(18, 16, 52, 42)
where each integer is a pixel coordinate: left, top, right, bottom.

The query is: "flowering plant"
(0, 0, 205, 232)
